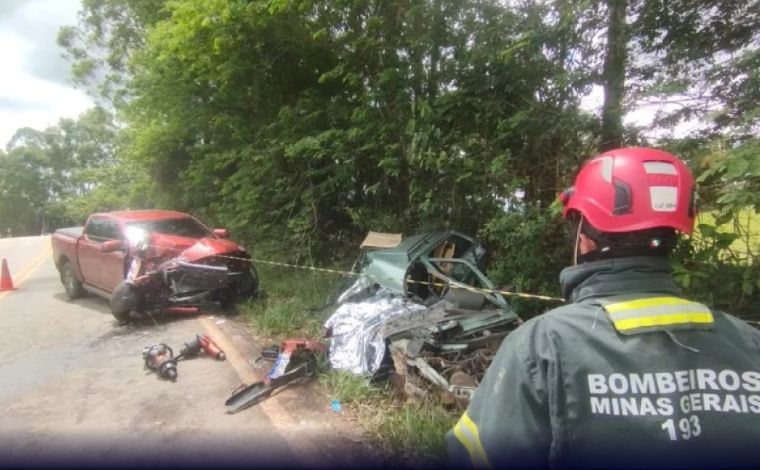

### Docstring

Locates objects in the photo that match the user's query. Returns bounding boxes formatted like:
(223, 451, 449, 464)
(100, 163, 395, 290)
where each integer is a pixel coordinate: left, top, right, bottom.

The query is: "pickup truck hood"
(150, 233, 246, 262)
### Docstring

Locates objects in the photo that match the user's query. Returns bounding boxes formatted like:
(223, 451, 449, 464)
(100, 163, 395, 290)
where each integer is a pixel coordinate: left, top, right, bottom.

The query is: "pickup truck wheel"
(235, 267, 259, 300)
(60, 260, 85, 300)
(219, 268, 259, 312)
(110, 281, 140, 323)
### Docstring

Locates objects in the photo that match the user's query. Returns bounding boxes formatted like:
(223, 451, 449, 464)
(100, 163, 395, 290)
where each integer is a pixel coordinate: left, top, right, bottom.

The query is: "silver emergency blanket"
(325, 278, 426, 375)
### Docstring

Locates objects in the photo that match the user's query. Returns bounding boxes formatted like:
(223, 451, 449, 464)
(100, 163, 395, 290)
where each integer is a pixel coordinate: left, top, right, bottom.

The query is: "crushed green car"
(326, 230, 521, 402)
(358, 229, 511, 311)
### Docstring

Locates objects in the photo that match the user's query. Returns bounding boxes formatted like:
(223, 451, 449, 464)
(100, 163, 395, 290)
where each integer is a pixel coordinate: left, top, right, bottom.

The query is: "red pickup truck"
(51, 210, 258, 319)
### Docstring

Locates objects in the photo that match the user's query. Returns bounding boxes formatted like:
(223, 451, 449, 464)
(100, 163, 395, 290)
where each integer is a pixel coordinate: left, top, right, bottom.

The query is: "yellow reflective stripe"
(614, 312, 714, 331)
(453, 422, 480, 466)
(605, 296, 698, 313)
(453, 412, 492, 469)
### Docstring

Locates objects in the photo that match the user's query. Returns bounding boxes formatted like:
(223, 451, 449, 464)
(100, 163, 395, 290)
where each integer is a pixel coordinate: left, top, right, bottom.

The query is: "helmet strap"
(573, 216, 583, 266)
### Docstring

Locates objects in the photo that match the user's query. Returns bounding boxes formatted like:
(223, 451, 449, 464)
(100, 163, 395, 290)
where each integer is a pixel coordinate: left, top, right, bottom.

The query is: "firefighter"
(446, 147, 760, 469)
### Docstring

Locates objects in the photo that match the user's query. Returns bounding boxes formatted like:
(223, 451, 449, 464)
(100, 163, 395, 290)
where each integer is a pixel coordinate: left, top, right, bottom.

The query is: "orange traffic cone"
(0, 259, 16, 291)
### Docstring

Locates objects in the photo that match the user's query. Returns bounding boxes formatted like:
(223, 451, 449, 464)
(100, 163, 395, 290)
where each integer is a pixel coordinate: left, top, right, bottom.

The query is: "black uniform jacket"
(447, 256, 760, 469)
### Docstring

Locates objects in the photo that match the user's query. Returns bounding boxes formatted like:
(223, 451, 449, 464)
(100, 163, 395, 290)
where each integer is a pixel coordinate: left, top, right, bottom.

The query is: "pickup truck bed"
(51, 223, 119, 300)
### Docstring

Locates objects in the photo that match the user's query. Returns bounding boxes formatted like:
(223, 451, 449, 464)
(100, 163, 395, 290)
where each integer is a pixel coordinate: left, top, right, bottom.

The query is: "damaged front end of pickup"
(325, 230, 521, 403)
(110, 227, 259, 322)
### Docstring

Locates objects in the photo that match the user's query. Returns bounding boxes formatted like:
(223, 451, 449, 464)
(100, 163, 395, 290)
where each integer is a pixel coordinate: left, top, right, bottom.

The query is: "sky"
(580, 85, 697, 140)
(0, 0, 92, 149)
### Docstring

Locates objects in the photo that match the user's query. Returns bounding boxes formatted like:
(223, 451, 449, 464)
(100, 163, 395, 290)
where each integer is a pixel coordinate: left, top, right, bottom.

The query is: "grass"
(319, 369, 458, 464)
(373, 399, 458, 463)
(240, 261, 458, 462)
(319, 368, 385, 403)
(240, 261, 352, 338)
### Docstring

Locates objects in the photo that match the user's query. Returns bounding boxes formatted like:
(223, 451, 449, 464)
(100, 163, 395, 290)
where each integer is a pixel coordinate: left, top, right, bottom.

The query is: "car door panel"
(79, 218, 106, 287)
(99, 219, 126, 292)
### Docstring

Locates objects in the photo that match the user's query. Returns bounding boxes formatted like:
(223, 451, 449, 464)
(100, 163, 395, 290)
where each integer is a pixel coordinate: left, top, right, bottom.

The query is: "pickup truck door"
(80, 217, 126, 291)
(98, 219, 127, 292)
(79, 217, 108, 288)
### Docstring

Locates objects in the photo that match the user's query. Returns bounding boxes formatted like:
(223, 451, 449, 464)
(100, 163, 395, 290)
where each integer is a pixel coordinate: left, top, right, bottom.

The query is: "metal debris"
(325, 230, 522, 402)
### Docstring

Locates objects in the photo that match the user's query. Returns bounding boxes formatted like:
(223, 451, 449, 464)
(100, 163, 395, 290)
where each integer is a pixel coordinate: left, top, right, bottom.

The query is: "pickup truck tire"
(110, 281, 140, 323)
(60, 260, 86, 300)
(219, 268, 259, 312)
(237, 267, 259, 299)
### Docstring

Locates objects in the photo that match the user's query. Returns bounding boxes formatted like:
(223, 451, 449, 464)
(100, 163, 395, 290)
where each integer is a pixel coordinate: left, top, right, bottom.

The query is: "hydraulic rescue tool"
(179, 334, 226, 361)
(225, 339, 326, 413)
(142, 343, 179, 380)
(143, 333, 226, 380)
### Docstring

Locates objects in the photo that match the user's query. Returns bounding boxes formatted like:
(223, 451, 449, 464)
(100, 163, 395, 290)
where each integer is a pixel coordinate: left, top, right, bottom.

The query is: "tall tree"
(600, 0, 628, 150)
(0, 108, 128, 234)
(57, 0, 169, 104)
(56, 0, 759, 263)
(620, 0, 759, 141)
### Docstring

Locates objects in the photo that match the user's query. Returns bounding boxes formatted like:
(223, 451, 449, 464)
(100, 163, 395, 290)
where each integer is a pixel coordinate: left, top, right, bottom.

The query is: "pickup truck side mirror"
(213, 228, 230, 239)
(99, 239, 124, 253)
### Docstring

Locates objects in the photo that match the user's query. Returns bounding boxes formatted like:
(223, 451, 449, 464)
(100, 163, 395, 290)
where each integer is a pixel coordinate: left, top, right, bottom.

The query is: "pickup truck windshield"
(127, 217, 211, 238)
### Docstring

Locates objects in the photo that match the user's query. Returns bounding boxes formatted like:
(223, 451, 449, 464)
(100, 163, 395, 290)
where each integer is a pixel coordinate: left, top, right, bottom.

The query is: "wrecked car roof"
(362, 230, 477, 292)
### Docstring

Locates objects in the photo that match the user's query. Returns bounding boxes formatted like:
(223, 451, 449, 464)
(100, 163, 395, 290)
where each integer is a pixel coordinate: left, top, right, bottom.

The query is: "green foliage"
(697, 141, 760, 216)
(60, 0, 600, 260)
(672, 232, 760, 319)
(0, 108, 147, 234)
(671, 141, 760, 319)
(480, 203, 572, 317)
(60, 159, 154, 223)
(46, 0, 758, 320)
(0, 145, 48, 234)
(629, 0, 760, 136)
(57, 0, 169, 103)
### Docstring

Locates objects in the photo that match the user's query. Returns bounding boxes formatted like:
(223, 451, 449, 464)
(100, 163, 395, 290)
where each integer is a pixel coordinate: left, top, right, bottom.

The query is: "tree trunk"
(427, 0, 442, 101)
(600, 0, 628, 151)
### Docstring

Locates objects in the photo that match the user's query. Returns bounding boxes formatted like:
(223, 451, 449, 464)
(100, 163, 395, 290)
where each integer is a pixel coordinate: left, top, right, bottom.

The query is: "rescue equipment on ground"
(225, 339, 326, 414)
(142, 333, 227, 381)
(179, 334, 227, 360)
(142, 343, 179, 380)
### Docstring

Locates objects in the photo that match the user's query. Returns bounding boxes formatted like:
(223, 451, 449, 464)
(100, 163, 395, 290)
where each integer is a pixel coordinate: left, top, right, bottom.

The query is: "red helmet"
(559, 147, 696, 234)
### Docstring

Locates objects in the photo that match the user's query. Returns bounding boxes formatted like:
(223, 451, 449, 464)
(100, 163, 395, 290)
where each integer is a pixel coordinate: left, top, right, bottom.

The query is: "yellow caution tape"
(80, 234, 565, 302)
(246, 257, 564, 302)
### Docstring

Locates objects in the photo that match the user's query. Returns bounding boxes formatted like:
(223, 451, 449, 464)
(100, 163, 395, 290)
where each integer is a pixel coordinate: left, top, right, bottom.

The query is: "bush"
(672, 215, 760, 321)
(480, 203, 571, 318)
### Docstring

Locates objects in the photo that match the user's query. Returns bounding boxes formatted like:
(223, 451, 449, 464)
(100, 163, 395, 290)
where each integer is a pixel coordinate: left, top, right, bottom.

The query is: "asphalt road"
(0, 236, 382, 468)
